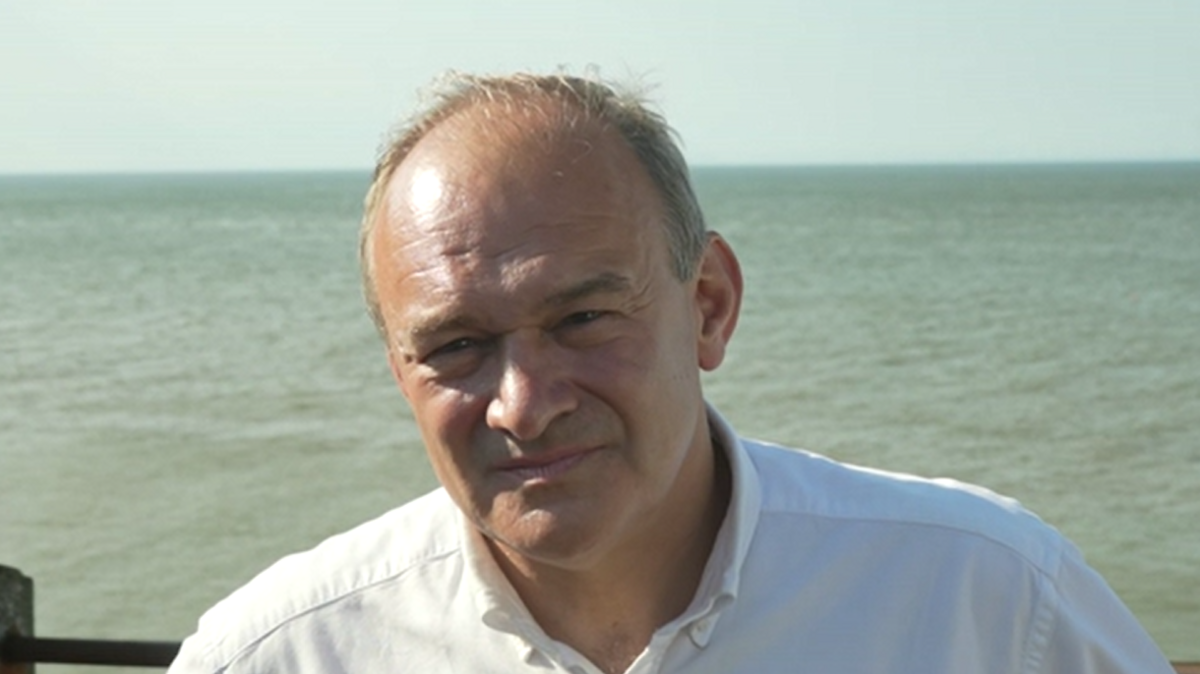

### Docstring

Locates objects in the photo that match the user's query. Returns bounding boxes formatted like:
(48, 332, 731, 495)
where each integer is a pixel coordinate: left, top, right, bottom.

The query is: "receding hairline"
(366, 80, 641, 226)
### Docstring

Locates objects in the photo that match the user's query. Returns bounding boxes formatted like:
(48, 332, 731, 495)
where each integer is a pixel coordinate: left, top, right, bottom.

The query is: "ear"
(693, 233, 743, 371)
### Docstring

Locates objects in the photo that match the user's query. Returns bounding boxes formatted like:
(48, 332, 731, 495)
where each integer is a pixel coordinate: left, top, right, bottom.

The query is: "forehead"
(370, 100, 670, 330)
(388, 99, 649, 220)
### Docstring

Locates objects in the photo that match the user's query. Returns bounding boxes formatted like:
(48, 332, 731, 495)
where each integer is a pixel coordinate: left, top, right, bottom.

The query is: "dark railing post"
(0, 565, 35, 674)
(2, 564, 181, 669)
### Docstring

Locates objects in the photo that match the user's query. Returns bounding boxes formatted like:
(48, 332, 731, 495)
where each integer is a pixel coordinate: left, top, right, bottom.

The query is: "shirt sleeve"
(1032, 546, 1175, 674)
(166, 634, 216, 674)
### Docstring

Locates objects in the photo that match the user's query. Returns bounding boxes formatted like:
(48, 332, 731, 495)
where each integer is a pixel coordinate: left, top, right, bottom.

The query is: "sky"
(1, 0, 1198, 174)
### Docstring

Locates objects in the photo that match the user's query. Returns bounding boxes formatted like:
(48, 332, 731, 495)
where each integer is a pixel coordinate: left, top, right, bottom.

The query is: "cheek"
(414, 391, 490, 514)
(573, 331, 695, 434)
(598, 311, 696, 385)
(574, 335, 654, 394)
(597, 312, 702, 440)
(407, 370, 488, 426)
(407, 384, 488, 466)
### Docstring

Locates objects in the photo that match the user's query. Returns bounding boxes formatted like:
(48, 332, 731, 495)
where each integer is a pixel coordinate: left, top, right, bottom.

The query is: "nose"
(485, 331, 577, 441)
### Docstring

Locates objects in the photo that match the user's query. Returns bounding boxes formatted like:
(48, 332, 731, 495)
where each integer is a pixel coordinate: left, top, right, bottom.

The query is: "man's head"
(360, 73, 709, 340)
(361, 71, 742, 573)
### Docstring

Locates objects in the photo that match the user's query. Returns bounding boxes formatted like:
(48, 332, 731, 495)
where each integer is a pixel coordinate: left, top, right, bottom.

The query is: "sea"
(2, 164, 1198, 670)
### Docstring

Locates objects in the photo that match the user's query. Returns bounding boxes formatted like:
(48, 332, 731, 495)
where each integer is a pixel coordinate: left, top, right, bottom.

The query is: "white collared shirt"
(169, 409, 1172, 673)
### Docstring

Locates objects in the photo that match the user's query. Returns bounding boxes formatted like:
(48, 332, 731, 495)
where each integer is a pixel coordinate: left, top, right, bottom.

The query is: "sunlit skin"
(369, 100, 742, 671)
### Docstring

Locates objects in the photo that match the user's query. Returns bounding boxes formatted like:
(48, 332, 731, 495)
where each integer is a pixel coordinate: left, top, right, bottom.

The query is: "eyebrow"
(397, 272, 634, 348)
(544, 272, 633, 307)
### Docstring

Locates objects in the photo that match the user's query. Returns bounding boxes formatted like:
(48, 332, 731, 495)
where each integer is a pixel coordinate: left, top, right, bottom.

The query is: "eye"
(425, 337, 481, 361)
(559, 310, 606, 327)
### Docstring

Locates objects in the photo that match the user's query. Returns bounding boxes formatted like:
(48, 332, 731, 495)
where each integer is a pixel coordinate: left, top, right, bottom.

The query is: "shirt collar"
(457, 512, 558, 661)
(673, 403, 762, 647)
(455, 404, 763, 652)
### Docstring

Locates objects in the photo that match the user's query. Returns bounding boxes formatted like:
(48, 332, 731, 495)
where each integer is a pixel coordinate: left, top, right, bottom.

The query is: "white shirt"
(169, 410, 1173, 673)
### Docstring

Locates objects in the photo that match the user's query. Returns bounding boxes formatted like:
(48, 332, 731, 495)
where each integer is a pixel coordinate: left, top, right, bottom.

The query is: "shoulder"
(723, 437, 1173, 672)
(178, 488, 463, 670)
(741, 438, 1068, 575)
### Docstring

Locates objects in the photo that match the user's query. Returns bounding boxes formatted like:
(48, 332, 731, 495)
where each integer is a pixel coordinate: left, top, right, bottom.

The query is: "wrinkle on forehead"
(379, 211, 660, 355)
(395, 214, 647, 296)
(381, 143, 653, 272)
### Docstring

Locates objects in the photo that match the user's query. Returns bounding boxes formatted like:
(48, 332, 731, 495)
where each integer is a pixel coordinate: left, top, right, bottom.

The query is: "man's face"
(370, 106, 734, 570)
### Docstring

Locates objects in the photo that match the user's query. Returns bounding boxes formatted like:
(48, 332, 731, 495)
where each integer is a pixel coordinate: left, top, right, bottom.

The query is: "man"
(169, 72, 1173, 673)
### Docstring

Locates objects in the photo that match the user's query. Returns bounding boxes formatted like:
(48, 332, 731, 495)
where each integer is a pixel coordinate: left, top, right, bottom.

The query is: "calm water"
(2, 165, 1198, 669)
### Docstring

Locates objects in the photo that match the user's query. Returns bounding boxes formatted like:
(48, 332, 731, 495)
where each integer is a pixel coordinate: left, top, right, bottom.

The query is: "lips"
(496, 447, 598, 482)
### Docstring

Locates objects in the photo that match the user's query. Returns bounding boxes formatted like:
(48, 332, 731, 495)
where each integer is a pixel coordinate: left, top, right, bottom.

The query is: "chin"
(485, 504, 621, 570)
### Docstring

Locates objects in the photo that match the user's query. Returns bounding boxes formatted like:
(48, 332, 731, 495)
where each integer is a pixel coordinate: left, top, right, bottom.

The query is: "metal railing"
(0, 635, 179, 668)
(1, 564, 180, 671)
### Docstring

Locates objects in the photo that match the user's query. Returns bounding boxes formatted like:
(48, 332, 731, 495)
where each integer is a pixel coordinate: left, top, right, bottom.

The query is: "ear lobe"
(694, 233, 743, 371)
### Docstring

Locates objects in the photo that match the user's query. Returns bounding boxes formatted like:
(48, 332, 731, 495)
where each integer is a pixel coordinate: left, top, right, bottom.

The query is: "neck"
(490, 425, 733, 674)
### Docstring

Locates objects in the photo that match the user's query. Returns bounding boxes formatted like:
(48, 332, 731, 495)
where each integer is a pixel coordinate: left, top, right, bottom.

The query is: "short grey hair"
(359, 71, 708, 339)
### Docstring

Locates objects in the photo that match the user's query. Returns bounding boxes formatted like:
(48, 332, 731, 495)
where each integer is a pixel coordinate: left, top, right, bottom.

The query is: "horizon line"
(2, 158, 1198, 179)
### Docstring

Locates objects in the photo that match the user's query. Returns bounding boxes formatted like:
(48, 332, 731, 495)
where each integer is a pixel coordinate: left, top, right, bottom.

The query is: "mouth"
(496, 447, 599, 483)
